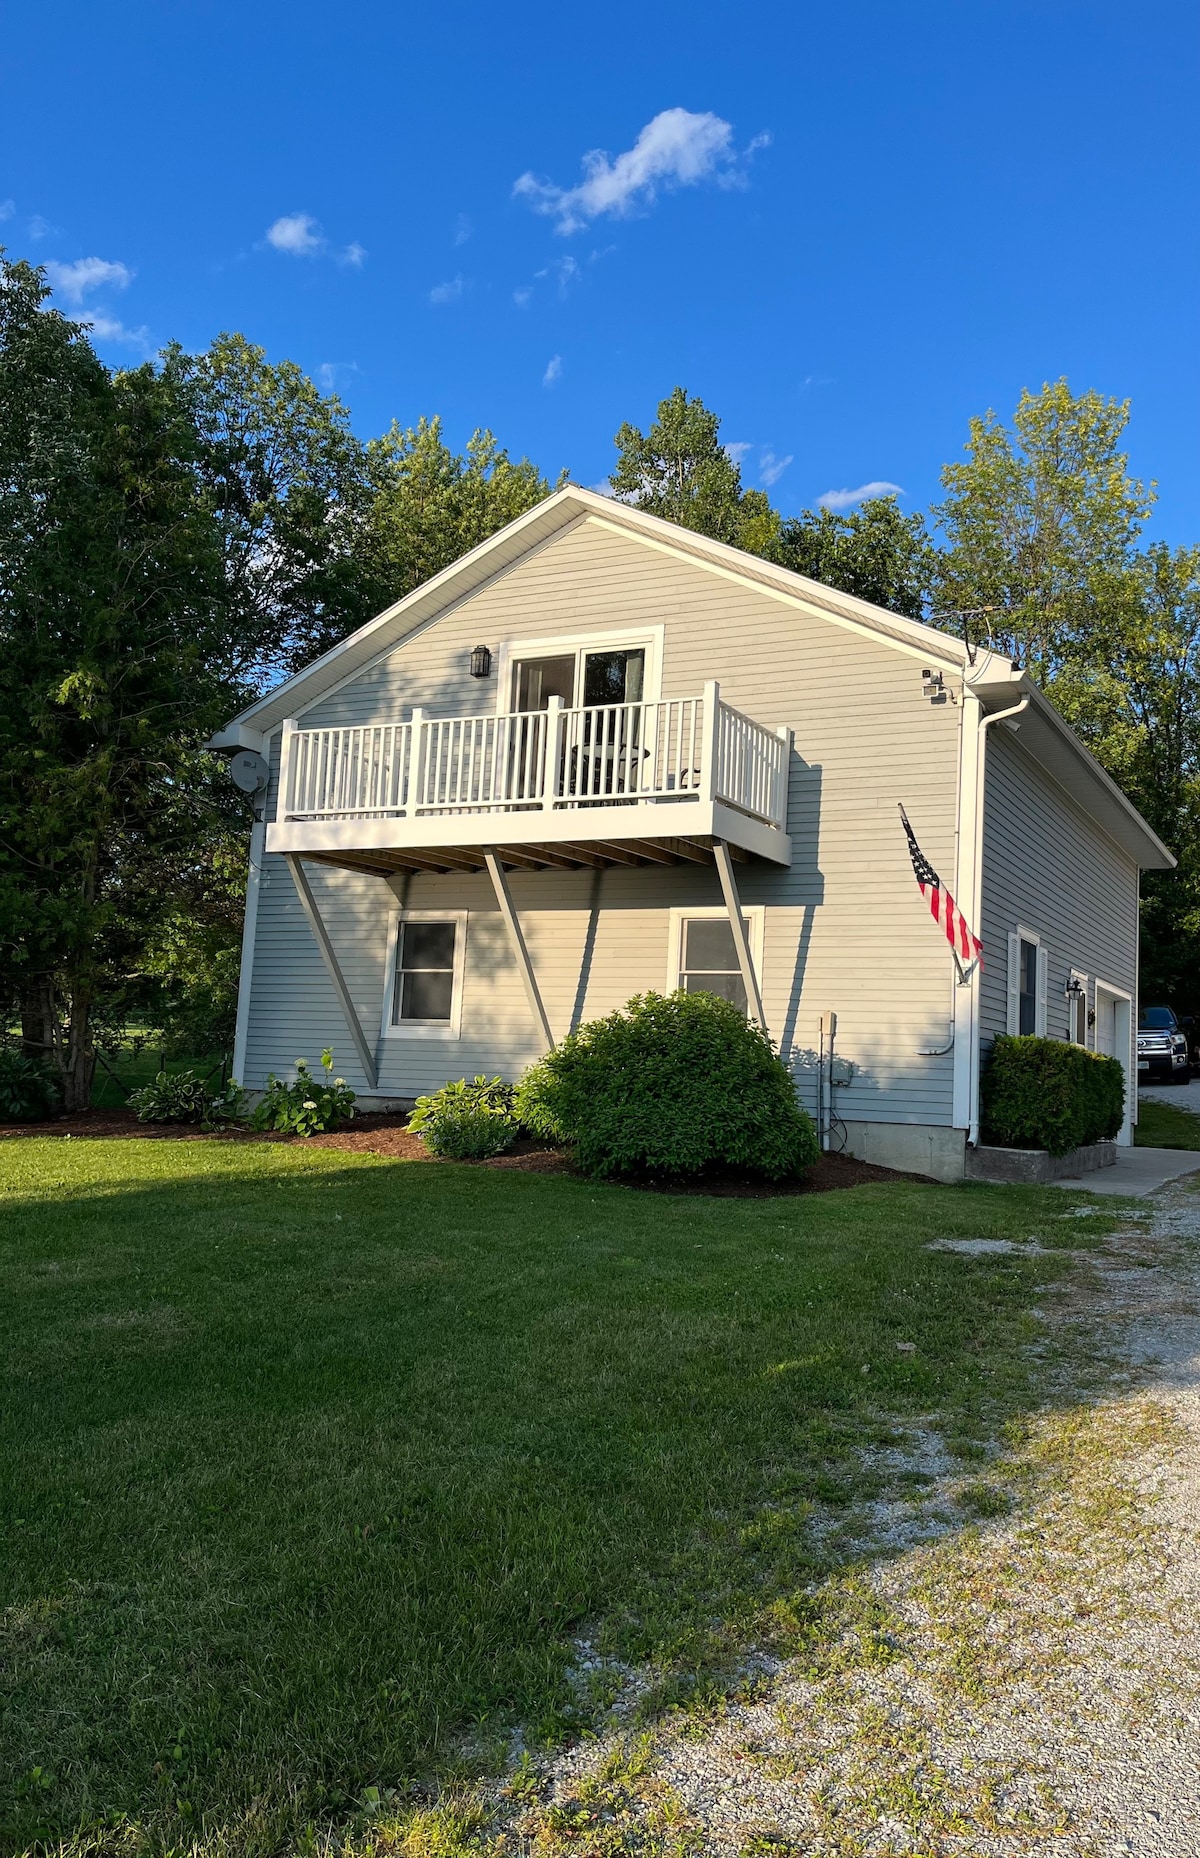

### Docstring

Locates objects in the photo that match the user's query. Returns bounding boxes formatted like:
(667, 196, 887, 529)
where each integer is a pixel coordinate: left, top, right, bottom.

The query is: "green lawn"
(0, 1139, 1116, 1856)
(1135, 1093, 1200, 1150)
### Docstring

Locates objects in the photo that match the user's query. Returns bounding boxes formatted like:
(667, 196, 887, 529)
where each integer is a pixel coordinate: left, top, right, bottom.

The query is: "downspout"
(966, 692, 1031, 1144)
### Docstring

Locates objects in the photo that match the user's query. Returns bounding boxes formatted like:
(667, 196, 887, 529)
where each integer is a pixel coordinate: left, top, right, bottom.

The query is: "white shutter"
(1006, 932, 1020, 1034)
(1036, 944, 1049, 1036)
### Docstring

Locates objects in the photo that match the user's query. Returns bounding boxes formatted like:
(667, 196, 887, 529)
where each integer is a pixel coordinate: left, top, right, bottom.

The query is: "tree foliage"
(361, 416, 559, 613)
(167, 333, 375, 682)
(771, 498, 936, 618)
(610, 387, 776, 551)
(932, 379, 1198, 1014)
(0, 255, 241, 1106)
(932, 378, 1152, 675)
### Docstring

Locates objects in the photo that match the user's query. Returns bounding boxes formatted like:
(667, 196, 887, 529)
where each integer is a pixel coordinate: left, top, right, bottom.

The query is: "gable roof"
(210, 484, 1174, 870)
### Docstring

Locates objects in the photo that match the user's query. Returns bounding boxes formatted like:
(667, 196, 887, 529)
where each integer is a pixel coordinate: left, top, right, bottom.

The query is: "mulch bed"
(0, 1107, 927, 1194)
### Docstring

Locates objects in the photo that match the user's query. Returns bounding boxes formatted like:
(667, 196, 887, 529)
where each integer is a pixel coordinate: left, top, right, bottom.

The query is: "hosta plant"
(129, 1068, 214, 1124)
(0, 1046, 61, 1123)
(409, 1076, 519, 1161)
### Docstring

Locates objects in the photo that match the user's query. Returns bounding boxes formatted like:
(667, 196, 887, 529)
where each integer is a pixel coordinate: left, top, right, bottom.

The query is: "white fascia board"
(215, 495, 588, 740)
(971, 676, 1175, 871)
(266, 800, 792, 867)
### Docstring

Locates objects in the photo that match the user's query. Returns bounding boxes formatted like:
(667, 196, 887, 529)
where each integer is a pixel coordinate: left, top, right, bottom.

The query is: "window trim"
(1007, 924, 1048, 1038)
(666, 905, 765, 1009)
(380, 908, 467, 1041)
(494, 625, 665, 716)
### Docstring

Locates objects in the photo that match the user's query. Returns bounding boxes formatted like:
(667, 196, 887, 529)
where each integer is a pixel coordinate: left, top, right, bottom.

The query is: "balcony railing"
(280, 683, 789, 832)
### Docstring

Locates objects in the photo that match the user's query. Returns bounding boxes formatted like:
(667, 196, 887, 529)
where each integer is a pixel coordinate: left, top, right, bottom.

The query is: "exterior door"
(1095, 983, 1133, 1145)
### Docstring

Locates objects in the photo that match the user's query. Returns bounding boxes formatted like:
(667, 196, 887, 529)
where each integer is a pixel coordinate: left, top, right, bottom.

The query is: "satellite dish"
(229, 750, 270, 795)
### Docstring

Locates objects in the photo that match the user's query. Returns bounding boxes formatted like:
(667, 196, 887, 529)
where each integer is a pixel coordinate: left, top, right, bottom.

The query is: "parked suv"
(1137, 1005, 1194, 1084)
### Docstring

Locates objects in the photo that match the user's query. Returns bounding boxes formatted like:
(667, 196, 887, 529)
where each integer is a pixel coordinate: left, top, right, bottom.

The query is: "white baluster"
(700, 681, 719, 804)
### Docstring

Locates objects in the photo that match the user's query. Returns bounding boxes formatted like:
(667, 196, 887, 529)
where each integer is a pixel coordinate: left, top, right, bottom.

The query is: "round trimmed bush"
(516, 989, 819, 1182)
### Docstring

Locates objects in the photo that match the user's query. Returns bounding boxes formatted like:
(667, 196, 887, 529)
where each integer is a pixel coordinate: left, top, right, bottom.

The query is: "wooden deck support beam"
(712, 839, 767, 1032)
(483, 850, 554, 1053)
(284, 854, 379, 1089)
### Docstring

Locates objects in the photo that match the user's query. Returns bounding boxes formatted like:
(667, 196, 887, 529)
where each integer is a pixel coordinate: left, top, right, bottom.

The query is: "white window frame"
(1068, 968, 1090, 1046)
(667, 905, 765, 1009)
(1007, 925, 1048, 1037)
(1094, 977, 1134, 1145)
(494, 625, 665, 716)
(381, 908, 467, 1041)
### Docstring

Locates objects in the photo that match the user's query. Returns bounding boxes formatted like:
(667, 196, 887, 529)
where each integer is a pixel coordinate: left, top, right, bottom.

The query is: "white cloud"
(429, 274, 467, 306)
(454, 214, 473, 246)
(27, 215, 54, 241)
(0, 199, 15, 221)
(83, 313, 152, 353)
(317, 361, 359, 393)
(542, 354, 562, 387)
(817, 480, 904, 512)
(44, 256, 133, 303)
(589, 480, 616, 497)
(759, 449, 793, 488)
(264, 215, 364, 267)
(724, 441, 753, 464)
(512, 285, 533, 308)
(513, 107, 768, 233)
(535, 255, 581, 298)
(266, 213, 324, 256)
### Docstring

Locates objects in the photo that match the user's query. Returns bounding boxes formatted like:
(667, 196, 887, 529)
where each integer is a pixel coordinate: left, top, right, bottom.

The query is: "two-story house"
(209, 486, 1173, 1180)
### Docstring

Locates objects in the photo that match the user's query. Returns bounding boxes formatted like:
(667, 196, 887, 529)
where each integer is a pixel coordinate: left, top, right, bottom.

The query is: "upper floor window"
(499, 627, 663, 716)
(512, 645, 645, 712)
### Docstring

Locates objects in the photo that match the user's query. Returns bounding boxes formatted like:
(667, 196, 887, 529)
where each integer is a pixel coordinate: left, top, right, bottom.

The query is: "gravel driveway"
(513, 1180, 1200, 1856)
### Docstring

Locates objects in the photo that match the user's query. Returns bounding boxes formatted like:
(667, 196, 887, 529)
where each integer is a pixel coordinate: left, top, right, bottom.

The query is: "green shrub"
(0, 1047, 60, 1123)
(252, 1051, 356, 1136)
(409, 1075, 518, 1132)
(981, 1034, 1125, 1156)
(421, 1105, 517, 1160)
(409, 1075, 519, 1160)
(516, 989, 819, 1182)
(128, 1068, 214, 1123)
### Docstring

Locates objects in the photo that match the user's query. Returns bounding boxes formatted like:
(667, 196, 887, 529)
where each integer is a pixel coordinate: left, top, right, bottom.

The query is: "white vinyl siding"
(981, 729, 1137, 1061)
(241, 516, 966, 1122)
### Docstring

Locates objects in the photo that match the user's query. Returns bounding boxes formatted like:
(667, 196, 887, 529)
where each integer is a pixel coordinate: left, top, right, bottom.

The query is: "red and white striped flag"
(899, 804, 983, 970)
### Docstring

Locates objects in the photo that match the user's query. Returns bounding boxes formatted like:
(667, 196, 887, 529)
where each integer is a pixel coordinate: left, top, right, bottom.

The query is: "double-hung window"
(383, 911, 466, 1040)
(668, 907, 764, 1018)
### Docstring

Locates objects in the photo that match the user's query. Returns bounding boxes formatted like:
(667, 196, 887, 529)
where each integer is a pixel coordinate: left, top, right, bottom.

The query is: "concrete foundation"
(840, 1121, 968, 1184)
(965, 1140, 1117, 1185)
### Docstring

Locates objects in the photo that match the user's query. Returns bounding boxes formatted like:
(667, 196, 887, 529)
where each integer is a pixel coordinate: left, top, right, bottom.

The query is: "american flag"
(899, 804, 983, 970)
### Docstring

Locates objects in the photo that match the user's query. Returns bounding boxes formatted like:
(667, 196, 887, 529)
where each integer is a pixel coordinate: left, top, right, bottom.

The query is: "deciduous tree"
(610, 387, 776, 551)
(771, 497, 935, 618)
(361, 417, 560, 612)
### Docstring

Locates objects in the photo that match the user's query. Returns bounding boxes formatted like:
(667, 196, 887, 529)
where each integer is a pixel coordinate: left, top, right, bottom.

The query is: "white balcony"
(266, 682, 791, 872)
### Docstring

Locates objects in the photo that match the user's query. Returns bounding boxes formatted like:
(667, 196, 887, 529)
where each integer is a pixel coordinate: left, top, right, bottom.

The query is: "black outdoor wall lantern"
(469, 644, 493, 678)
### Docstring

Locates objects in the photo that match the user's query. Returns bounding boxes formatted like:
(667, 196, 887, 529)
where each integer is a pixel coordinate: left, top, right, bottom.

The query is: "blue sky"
(4, 0, 1197, 538)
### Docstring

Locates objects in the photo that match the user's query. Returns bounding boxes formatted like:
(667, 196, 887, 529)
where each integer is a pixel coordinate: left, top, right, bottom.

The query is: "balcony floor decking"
(268, 806, 784, 876)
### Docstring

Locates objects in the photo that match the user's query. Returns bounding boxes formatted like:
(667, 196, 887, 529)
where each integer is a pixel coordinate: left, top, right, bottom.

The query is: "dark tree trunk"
(19, 975, 94, 1113)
